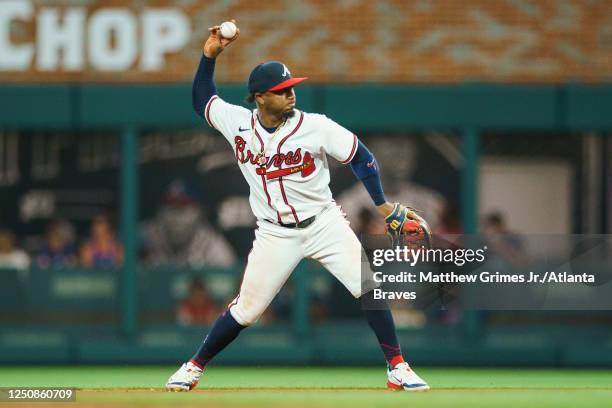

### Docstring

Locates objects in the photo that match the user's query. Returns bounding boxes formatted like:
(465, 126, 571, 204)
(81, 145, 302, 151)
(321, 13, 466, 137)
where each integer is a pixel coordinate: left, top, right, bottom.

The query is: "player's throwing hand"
(203, 19, 240, 58)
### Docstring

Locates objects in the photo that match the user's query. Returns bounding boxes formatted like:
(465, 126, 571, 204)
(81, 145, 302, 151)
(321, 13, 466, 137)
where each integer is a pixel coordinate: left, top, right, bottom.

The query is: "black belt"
(268, 215, 316, 229)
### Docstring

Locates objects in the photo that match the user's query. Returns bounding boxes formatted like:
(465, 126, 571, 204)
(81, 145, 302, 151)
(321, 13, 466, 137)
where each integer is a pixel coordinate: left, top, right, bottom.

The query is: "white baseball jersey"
(202, 94, 375, 326)
(204, 95, 357, 224)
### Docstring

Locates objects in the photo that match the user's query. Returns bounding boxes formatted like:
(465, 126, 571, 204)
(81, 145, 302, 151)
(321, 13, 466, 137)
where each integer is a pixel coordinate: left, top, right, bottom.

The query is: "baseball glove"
(385, 203, 433, 249)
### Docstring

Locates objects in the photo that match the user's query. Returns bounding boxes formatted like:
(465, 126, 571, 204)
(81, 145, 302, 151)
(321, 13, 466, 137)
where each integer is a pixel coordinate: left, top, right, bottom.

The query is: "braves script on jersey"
(205, 96, 357, 224)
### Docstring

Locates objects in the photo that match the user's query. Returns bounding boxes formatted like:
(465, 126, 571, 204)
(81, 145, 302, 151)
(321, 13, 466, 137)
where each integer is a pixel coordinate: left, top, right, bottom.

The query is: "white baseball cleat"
(387, 362, 430, 391)
(165, 361, 203, 391)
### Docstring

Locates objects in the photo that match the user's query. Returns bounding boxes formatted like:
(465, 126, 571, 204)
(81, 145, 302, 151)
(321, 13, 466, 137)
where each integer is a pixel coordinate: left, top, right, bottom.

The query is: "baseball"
(219, 21, 237, 39)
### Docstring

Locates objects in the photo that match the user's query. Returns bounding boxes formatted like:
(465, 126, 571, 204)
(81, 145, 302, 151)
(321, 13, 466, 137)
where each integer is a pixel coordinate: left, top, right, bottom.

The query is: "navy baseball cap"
(248, 61, 308, 94)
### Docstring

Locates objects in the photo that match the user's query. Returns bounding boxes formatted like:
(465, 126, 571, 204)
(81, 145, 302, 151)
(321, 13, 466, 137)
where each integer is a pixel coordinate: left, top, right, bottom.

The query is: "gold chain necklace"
(251, 112, 286, 169)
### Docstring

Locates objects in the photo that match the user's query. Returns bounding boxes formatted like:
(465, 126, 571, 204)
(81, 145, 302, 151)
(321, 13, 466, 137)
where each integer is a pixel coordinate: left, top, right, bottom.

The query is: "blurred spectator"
(337, 136, 446, 232)
(141, 179, 237, 267)
(263, 279, 330, 324)
(80, 215, 124, 268)
(0, 228, 30, 271)
(176, 278, 218, 326)
(354, 208, 386, 237)
(482, 211, 526, 265)
(420, 202, 464, 326)
(36, 219, 77, 269)
(390, 302, 427, 329)
(435, 202, 463, 236)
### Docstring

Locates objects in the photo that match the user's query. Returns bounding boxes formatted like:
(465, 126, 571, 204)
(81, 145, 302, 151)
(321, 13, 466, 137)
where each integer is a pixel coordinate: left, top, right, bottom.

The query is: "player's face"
(258, 86, 296, 117)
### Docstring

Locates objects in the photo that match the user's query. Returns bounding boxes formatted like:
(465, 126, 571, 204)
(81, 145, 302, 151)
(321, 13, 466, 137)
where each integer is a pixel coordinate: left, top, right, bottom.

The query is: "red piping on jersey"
(251, 114, 264, 149)
(340, 133, 358, 164)
(252, 114, 271, 208)
(260, 174, 272, 207)
(204, 96, 219, 129)
(252, 113, 281, 221)
(275, 111, 304, 224)
(277, 111, 305, 152)
(279, 178, 299, 223)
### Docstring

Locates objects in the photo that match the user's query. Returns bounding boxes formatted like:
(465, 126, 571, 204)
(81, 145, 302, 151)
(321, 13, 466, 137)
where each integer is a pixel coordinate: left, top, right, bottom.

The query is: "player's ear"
(254, 93, 265, 106)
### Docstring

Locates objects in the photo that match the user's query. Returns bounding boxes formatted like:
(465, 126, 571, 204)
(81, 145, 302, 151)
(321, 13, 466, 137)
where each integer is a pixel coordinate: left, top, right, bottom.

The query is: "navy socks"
(362, 293, 405, 367)
(191, 310, 246, 368)
(189, 296, 404, 368)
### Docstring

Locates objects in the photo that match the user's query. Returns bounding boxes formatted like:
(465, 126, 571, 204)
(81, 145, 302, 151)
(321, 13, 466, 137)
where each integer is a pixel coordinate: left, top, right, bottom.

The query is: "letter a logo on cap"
(282, 64, 291, 77)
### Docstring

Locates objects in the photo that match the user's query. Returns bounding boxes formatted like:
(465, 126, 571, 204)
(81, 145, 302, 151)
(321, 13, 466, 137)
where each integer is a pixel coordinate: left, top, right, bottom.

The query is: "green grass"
(1, 367, 611, 407)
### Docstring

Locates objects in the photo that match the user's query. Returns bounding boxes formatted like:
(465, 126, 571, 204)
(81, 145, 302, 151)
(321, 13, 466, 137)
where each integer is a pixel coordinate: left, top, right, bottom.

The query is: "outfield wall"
(1, 263, 612, 367)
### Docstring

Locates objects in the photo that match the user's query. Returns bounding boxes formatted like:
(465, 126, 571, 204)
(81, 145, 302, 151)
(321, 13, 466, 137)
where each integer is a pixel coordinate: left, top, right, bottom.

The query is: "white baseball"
(219, 21, 237, 39)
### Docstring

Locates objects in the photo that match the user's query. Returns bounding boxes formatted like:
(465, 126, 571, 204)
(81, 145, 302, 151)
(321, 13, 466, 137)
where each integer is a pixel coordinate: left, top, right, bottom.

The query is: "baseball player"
(166, 20, 430, 392)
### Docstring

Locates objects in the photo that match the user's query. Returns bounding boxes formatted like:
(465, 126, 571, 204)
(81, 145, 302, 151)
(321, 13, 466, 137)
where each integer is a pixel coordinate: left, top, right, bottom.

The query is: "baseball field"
(1, 366, 611, 408)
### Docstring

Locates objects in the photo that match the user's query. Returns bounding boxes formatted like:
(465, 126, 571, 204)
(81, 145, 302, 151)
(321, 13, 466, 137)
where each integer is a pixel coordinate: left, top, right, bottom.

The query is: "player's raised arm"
(192, 20, 240, 119)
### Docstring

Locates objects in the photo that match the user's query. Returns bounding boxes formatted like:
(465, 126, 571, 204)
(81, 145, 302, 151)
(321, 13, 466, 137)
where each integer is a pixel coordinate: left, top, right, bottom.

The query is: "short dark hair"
(485, 211, 504, 227)
(244, 93, 256, 104)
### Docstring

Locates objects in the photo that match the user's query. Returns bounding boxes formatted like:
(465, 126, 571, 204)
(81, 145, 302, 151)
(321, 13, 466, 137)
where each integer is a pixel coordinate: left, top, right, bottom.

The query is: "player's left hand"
(383, 202, 410, 231)
(203, 19, 240, 58)
(384, 202, 432, 248)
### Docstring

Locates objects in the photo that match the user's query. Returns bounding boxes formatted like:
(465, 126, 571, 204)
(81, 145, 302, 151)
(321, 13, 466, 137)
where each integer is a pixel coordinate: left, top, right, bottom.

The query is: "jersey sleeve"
(204, 96, 250, 143)
(318, 115, 358, 164)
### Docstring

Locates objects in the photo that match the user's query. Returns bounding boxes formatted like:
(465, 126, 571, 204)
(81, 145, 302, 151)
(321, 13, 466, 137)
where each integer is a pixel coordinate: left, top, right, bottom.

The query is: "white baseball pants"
(229, 204, 370, 326)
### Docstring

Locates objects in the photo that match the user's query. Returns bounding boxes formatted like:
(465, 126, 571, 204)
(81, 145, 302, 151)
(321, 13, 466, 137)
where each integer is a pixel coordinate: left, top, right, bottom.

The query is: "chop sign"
(0, 0, 190, 71)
